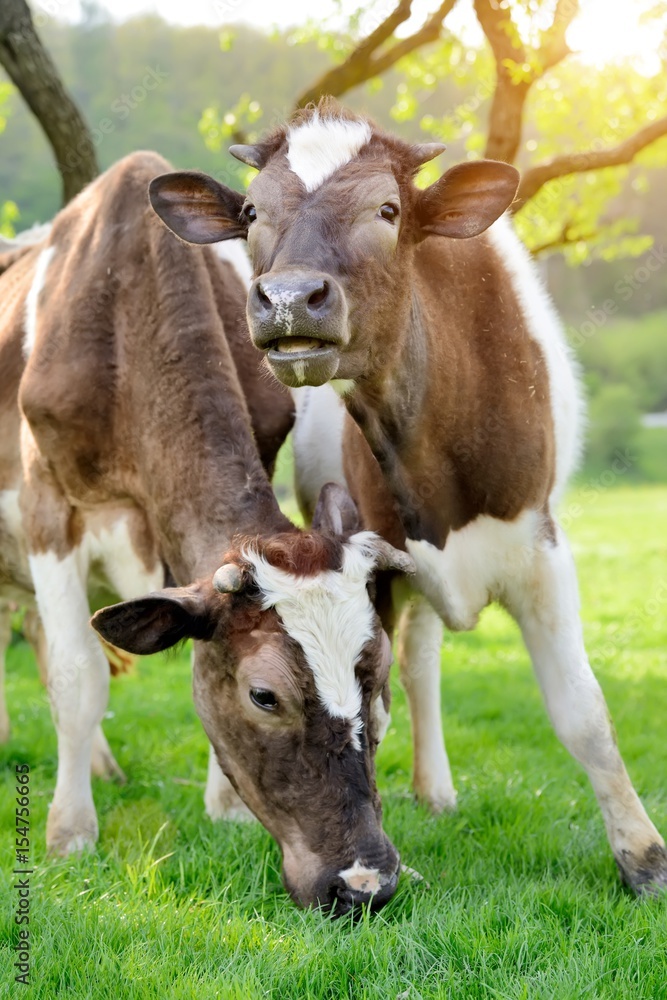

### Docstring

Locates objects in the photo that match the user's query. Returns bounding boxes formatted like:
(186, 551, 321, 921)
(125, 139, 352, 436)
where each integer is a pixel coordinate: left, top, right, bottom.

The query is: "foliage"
(0, 79, 18, 236)
(578, 310, 667, 413)
(2, 485, 667, 997)
(585, 383, 642, 474)
(570, 309, 667, 479)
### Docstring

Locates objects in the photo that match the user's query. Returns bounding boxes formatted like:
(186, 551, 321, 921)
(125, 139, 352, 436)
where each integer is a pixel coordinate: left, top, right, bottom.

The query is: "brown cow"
(0, 150, 413, 914)
(148, 100, 667, 894)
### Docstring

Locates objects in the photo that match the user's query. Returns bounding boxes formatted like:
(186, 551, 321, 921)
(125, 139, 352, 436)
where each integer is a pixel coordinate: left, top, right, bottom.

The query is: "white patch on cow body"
(23, 245, 56, 359)
(83, 511, 163, 600)
(244, 532, 381, 746)
(286, 114, 372, 193)
(291, 385, 347, 520)
(406, 510, 545, 633)
(213, 239, 252, 288)
(488, 217, 584, 502)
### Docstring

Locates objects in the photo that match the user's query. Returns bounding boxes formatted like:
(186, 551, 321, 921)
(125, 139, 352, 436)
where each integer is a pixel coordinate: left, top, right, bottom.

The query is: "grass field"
(1, 485, 667, 998)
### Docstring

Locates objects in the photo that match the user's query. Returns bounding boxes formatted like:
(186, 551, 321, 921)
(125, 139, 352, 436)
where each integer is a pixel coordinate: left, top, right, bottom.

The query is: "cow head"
(149, 100, 519, 390)
(91, 484, 413, 915)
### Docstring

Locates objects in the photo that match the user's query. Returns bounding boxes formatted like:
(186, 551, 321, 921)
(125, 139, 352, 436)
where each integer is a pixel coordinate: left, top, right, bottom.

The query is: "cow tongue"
(275, 337, 324, 353)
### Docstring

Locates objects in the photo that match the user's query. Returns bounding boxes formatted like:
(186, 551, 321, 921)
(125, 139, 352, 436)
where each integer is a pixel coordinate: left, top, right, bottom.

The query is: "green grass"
(2, 486, 667, 998)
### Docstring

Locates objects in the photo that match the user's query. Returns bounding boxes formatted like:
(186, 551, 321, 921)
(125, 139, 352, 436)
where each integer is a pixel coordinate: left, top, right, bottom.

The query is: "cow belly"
(406, 509, 544, 631)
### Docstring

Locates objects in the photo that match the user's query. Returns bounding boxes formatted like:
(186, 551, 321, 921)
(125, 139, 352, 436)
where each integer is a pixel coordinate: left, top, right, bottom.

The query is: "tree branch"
(0, 0, 98, 204)
(514, 114, 667, 212)
(475, 0, 578, 163)
(540, 0, 579, 72)
(295, 0, 456, 109)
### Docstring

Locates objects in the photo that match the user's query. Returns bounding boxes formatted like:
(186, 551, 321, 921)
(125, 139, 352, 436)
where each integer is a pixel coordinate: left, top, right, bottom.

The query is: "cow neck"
(347, 292, 442, 544)
(128, 256, 293, 585)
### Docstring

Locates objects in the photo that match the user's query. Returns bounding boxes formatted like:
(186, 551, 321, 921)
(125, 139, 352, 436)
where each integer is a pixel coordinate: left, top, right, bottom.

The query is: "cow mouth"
(268, 336, 333, 356)
(264, 337, 341, 388)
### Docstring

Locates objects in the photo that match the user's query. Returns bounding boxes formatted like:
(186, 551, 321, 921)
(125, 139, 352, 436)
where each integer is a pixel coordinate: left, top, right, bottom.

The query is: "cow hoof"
(416, 785, 458, 814)
(46, 823, 98, 857)
(616, 843, 667, 896)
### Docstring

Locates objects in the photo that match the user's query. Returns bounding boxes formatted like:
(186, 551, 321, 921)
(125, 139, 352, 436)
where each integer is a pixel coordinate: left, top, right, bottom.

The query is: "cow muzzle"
(283, 834, 400, 918)
(247, 270, 347, 388)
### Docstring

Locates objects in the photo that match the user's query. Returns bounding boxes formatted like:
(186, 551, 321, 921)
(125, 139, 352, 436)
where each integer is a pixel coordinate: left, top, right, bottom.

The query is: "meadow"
(1, 484, 666, 999)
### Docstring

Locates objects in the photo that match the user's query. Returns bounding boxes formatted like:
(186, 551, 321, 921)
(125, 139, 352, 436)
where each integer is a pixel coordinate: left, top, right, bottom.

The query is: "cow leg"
(0, 605, 12, 743)
(394, 582, 457, 812)
(23, 605, 122, 781)
(29, 547, 109, 855)
(204, 744, 256, 822)
(506, 526, 667, 894)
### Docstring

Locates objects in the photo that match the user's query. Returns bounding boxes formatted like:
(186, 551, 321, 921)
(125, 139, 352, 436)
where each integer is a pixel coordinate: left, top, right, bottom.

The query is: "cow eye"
(250, 688, 278, 711)
(379, 203, 399, 224)
(243, 204, 257, 223)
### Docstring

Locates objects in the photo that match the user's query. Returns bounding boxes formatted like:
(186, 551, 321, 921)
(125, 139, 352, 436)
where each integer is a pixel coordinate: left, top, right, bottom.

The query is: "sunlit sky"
(35, 0, 666, 72)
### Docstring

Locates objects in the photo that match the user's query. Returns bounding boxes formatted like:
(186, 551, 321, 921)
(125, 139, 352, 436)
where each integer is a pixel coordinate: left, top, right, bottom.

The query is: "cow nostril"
(327, 879, 354, 917)
(256, 283, 272, 308)
(307, 281, 329, 311)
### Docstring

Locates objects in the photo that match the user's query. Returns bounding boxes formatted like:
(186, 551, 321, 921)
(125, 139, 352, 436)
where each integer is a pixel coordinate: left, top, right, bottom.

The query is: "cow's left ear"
(416, 160, 519, 240)
(91, 586, 217, 655)
(149, 171, 247, 244)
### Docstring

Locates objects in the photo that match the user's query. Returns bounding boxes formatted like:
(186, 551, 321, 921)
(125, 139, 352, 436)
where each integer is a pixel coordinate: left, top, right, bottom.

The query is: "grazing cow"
(0, 151, 414, 915)
(148, 101, 667, 894)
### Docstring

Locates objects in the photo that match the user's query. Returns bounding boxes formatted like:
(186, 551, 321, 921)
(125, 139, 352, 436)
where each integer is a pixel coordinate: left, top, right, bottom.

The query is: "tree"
(202, 0, 667, 263)
(0, 0, 98, 205)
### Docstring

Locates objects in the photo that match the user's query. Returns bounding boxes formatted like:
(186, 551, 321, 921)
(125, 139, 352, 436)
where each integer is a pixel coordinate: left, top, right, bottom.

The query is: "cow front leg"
(0, 605, 12, 743)
(394, 582, 457, 812)
(29, 548, 109, 855)
(204, 744, 256, 822)
(22, 604, 122, 782)
(507, 527, 667, 895)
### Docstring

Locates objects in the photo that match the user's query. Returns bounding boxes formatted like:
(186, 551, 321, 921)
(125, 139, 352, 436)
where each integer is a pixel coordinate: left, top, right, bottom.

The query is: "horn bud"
(228, 143, 268, 170)
(412, 142, 447, 166)
(213, 563, 244, 593)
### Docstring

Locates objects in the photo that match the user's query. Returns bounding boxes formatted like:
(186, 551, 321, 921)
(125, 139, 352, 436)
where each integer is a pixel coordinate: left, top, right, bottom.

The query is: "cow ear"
(312, 482, 360, 536)
(90, 587, 216, 655)
(149, 171, 247, 244)
(417, 160, 519, 239)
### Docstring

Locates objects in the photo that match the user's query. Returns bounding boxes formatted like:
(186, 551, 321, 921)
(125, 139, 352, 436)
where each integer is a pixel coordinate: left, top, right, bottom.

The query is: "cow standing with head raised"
(0, 150, 415, 915)
(149, 99, 667, 895)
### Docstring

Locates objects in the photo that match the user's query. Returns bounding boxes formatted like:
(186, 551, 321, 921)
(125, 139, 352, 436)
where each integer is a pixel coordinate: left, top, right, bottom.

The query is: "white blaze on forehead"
(286, 114, 372, 193)
(24, 245, 56, 359)
(244, 531, 380, 744)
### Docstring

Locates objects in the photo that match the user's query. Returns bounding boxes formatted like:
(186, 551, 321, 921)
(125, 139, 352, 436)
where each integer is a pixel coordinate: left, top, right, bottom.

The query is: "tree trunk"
(0, 0, 98, 205)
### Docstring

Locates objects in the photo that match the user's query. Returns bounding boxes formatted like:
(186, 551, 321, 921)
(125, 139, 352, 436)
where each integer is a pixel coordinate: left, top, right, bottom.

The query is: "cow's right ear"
(90, 587, 217, 655)
(149, 171, 247, 244)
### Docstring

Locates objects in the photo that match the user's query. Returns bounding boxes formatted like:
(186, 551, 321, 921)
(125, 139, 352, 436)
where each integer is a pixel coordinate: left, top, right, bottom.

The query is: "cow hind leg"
(394, 583, 457, 813)
(30, 548, 109, 855)
(204, 744, 256, 822)
(0, 605, 12, 743)
(505, 526, 667, 895)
